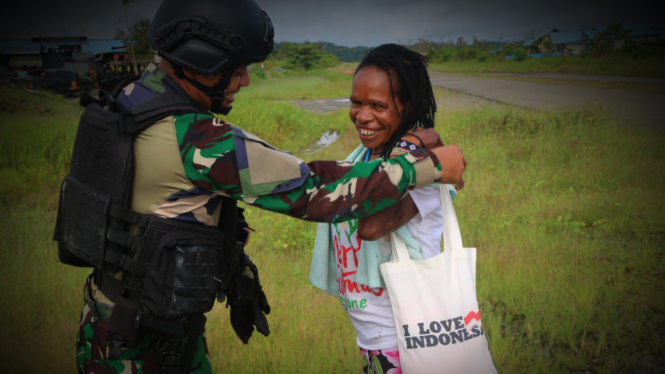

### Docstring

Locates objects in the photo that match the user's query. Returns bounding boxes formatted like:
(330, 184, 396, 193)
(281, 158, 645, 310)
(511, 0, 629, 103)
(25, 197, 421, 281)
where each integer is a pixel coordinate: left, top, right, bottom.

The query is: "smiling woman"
(310, 43, 457, 374)
(349, 65, 405, 153)
(350, 44, 438, 160)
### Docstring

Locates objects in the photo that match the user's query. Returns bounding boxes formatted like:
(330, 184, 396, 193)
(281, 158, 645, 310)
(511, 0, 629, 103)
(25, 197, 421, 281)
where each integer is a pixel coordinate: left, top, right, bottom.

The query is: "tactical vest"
(53, 77, 247, 350)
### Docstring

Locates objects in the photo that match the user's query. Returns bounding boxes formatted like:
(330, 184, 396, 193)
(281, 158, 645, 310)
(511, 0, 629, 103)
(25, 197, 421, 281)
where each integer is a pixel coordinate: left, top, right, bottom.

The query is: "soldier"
(53, 0, 466, 373)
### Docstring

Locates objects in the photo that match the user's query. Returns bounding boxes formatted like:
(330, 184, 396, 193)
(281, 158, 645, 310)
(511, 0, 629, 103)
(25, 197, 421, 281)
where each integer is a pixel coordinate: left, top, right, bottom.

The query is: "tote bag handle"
(440, 185, 464, 253)
(391, 185, 463, 262)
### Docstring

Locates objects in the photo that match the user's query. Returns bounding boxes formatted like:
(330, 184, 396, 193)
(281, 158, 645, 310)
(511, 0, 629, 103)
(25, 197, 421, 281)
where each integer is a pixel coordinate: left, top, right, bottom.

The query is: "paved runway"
(428, 73, 665, 129)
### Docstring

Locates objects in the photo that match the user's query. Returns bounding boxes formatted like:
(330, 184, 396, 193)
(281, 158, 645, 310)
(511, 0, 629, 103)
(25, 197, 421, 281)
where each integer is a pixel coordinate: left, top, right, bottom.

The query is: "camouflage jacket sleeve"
(175, 113, 442, 223)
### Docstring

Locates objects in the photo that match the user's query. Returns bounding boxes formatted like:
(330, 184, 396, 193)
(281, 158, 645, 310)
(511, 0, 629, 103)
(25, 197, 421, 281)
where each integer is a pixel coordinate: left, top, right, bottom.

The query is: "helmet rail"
(153, 17, 248, 65)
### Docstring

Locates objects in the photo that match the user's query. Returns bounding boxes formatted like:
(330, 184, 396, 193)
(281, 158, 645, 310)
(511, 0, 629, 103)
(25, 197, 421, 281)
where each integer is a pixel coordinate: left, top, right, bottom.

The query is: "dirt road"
(428, 73, 665, 129)
(482, 73, 665, 84)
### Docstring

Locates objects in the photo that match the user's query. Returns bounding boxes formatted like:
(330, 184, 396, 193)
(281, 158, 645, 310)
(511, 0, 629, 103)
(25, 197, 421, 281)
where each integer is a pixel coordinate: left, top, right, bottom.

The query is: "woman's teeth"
(360, 129, 377, 135)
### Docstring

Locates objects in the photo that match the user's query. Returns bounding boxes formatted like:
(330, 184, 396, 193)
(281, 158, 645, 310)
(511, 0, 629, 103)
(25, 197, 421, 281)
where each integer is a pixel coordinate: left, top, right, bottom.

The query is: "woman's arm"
(358, 128, 445, 240)
(358, 194, 419, 241)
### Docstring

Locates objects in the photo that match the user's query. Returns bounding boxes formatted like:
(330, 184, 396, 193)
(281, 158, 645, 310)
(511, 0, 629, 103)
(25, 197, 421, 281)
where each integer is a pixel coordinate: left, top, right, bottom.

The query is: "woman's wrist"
(390, 138, 420, 158)
(400, 133, 424, 148)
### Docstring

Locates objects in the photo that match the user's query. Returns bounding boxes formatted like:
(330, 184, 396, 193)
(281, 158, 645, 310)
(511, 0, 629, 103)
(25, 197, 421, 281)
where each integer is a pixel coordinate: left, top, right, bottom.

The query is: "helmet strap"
(173, 64, 239, 115)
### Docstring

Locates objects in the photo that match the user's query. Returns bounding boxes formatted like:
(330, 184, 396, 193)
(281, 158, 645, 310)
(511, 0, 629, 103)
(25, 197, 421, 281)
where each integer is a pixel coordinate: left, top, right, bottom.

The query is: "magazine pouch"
(141, 230, 223, 319)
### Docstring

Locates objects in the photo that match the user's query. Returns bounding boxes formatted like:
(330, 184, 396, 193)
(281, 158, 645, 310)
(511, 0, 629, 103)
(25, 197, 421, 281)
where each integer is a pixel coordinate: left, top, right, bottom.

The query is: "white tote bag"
(380, 186, 497, 374)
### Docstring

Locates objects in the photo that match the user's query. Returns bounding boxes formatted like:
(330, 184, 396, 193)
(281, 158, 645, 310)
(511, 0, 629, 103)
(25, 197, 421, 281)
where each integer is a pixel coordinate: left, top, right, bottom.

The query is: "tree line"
(118, 18, 662, 71)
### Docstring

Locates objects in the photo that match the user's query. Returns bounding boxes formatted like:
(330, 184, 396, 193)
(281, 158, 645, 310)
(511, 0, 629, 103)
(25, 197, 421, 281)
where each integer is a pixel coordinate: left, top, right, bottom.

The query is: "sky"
(1, 0, 663, 47)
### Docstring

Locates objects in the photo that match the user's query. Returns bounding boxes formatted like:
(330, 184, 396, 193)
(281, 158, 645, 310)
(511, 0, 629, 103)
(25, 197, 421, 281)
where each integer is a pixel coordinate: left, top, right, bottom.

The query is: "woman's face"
(349, 66, 405, 153)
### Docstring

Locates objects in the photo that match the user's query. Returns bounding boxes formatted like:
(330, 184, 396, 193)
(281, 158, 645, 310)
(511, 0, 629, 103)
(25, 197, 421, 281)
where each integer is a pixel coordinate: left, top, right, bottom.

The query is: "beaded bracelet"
(390, 139, 420, 158)
(395, 139, 420, 151)
(403, 132, 425, 148)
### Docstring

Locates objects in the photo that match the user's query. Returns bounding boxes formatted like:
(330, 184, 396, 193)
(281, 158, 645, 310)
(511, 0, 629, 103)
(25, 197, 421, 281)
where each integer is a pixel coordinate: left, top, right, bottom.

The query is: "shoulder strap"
(103, 75, 142, 98)
(79, 75, 142, 109)
(80, 74, 209, 135)
(120, 93, 209, 135)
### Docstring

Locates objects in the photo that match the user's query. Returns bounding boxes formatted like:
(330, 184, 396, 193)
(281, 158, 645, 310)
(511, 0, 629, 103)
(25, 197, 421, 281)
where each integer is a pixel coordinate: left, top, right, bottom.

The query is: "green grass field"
(0, 67, 663, 373)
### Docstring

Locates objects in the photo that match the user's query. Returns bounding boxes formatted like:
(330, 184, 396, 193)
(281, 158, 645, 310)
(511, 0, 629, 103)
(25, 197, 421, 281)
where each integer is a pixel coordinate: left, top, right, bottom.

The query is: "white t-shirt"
(332, 185, 442, 350)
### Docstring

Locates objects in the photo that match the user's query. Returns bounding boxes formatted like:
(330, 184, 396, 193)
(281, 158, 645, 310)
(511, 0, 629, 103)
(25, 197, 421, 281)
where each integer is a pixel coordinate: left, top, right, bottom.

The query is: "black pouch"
(140, 231, 222, 319)
(53, 175, 111, 269)
(106, 295, 143, 350)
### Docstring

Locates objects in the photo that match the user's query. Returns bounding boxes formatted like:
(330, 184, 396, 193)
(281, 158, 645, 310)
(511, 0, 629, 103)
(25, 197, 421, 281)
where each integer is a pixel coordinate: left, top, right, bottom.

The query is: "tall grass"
(439, 103, 665, 373)
(0, 68, 664, 374)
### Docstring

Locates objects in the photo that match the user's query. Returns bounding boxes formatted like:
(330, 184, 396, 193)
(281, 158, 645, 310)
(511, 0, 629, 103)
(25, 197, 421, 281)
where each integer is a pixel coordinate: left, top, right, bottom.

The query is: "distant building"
(550, 30, 589, 55)
(0, 36, 131, 74)
(523, 28, 560, 54)
(583, 23, 661, 50)
(524, 23, 662, 56)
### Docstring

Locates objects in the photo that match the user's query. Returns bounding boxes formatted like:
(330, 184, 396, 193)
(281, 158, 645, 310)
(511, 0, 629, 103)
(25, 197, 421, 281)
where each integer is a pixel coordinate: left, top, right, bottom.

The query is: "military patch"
(230, 126, 307, 196)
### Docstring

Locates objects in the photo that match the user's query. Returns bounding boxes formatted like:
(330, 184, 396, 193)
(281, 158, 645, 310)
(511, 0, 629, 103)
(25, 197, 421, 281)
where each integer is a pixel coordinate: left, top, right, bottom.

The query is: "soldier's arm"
(176, 115, 453, 223)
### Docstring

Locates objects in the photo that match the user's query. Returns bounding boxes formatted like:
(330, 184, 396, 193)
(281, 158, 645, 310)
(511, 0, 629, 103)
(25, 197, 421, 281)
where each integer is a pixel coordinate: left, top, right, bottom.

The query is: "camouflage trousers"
(76, 286, 213, 373)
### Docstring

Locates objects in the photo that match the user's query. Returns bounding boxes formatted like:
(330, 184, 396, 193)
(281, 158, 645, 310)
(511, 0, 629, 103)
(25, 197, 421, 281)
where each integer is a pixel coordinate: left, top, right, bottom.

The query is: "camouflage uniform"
(77, 66, 442, 373)
(78, 278, 211, 374)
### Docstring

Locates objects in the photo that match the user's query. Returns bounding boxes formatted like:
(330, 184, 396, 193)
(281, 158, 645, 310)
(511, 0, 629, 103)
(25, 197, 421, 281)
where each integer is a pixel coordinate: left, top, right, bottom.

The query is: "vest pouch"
(140, 231, 222, 319)
(54, 174, 112, 269)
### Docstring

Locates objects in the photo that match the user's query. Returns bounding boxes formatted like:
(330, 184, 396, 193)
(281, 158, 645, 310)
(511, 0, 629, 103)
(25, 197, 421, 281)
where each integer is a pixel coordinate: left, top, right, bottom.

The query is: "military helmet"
(149, 0, 274, 76)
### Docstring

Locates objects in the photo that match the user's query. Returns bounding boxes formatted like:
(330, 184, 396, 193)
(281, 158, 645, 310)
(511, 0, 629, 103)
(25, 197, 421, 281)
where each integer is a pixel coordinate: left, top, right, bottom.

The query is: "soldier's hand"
(432, 145, 466, 190)
(227, 257, 270, 344)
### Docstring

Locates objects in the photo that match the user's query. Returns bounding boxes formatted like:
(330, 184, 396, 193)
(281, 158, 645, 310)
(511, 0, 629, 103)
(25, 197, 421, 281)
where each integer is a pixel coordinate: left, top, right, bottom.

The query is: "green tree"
(282, 44, 325, 71)
(514, 48, 528, 62)
(524, 29, 538, 46)
(429, 48, 453, 62)
(115, 17, 152, 60)
(587, 24, 630, 58)
(317, 43, 372, 62)
(502, 44, 517, 56)
(476, 51, 489, 62)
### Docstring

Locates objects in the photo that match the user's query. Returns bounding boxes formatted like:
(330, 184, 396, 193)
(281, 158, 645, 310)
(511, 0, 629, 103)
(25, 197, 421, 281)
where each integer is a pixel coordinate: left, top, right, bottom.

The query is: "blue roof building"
(546, 30, 588, 55)
(549, 30, 587, 45)
(523, 28, 560, 49)
(0, 37, 129, 71)
(0, 37, 126, 55)
(84, 39, 128, 54)
(538, 23, 662, 56)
